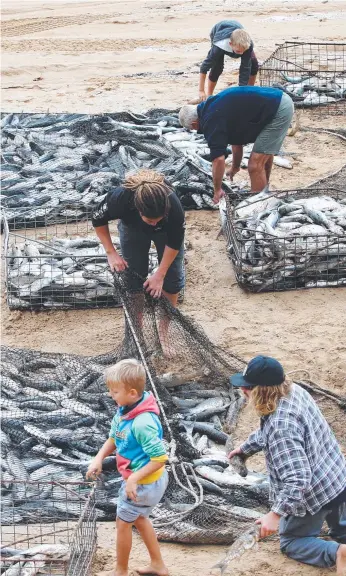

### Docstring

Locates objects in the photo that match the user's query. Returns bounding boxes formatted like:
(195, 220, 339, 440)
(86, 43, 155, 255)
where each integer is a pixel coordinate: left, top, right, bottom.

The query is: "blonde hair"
(230, 29, 251, 51)
(105, 359, 146, 394)
(179, 104, 198, 130)
(124, 169, 171, 219)
(250, 380, 292, 416)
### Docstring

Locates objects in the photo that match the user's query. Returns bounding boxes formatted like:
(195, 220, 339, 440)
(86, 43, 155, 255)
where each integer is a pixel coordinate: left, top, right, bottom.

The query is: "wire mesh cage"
(1, 110, 240, 227)
(2, 208, 171, 310)
(260, 42, 346, 113)
(223, 187, 346, 293)
(0, 480, 97, 576)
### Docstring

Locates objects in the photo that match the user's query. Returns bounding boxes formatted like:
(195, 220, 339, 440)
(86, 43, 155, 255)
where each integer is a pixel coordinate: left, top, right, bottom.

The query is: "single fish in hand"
(211, 524, 261, 575)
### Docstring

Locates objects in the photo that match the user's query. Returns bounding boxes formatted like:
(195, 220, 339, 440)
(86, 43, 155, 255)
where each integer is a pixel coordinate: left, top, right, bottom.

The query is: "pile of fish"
(1, 109, 298, 229)
(1, 347, 123, 527)
(1, 544, 70, 576)
(1, 110, 242, 228)
(224, 191, 346, 292)
(1, 345, 270, 545)
(5, 236, 159, 310)
(274, 72, 346, 107)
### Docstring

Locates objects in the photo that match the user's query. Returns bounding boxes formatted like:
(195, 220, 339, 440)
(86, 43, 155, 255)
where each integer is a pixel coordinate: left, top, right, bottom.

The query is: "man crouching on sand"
(228, 356, 346, 575)
(87, 359, 169, 576)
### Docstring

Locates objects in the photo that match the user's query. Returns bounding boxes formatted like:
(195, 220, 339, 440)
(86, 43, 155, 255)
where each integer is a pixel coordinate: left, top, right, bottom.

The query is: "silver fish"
(273, 156, 293, 169)
(212, 524, 261, 575)
(195, 465, 267, 488)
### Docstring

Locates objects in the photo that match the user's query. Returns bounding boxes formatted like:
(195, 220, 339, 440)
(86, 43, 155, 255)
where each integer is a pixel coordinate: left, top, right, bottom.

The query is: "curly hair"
(124, 169, 171, 219)
(250, 380, 292, 416)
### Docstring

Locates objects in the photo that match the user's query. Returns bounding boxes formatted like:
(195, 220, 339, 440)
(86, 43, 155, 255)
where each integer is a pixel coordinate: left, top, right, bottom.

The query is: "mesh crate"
(1, 480, 97, 576)
(260, 42, 346, 113)
(224, 187, 346, 293)
(2, 208, 177, 311)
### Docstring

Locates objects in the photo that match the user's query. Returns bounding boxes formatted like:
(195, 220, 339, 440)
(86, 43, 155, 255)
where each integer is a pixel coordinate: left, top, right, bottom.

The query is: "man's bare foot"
(336, 544, 346, 575)
(135, 563, 169, 576)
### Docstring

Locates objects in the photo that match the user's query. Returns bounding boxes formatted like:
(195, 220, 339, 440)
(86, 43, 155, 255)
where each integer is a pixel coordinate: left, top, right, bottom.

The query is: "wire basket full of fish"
(260, 42, 346, 113)
(0, 480, 97, 576)
(2, 209, 167, 310)
(222, 187, 346, 292)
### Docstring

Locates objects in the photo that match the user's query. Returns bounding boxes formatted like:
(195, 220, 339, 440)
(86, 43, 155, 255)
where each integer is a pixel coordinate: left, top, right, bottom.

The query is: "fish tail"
(211, 560, 225, 574)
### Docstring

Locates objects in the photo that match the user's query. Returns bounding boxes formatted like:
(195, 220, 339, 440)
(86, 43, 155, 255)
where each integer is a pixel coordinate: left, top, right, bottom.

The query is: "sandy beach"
(1, 1, 346, 575)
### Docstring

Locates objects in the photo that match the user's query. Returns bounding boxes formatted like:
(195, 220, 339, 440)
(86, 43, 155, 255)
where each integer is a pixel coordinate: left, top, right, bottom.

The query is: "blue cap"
(230, 356, 285, 388)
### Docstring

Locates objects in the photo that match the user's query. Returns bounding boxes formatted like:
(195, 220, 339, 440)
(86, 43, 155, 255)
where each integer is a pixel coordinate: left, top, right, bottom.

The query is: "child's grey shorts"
(253, 92, 294, 155)
(117, 470, 168, 523)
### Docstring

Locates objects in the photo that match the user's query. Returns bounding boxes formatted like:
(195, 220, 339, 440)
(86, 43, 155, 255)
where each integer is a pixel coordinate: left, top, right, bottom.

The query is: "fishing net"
(2, 273, 346, 546)
(306, 163, 346, 191)
(1, 110, 243, 230)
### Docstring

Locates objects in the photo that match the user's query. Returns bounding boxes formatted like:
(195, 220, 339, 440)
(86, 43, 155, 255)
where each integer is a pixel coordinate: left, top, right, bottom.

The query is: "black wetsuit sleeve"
(200, 45, 224, 75)
(166, 193, 185, 250)
(92, 187, 127, 227)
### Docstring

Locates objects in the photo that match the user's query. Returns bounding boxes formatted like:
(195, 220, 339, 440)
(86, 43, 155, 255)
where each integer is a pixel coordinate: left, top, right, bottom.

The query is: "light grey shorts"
(117, 470, 168, 523)
(253, 92, 294, 155)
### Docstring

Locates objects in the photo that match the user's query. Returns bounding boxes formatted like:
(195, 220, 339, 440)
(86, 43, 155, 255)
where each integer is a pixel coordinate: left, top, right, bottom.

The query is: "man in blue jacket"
(198, 21, 258, 102)
(179, 86, 294, 201)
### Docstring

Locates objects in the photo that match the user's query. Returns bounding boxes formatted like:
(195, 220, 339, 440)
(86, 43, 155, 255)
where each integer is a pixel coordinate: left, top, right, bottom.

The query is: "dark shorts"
(209, 51, 259, 82)
(118, 221, 185, 294)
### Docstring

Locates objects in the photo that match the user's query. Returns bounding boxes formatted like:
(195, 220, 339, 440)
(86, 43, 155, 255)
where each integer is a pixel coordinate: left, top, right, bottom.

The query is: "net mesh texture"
(2, 274, 345, 549)
(222, 187, 346, 293)
(259, 41, 346, 114)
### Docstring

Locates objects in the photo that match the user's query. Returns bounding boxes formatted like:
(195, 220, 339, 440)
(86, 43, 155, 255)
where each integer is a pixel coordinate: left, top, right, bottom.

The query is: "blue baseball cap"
(230, 356, 285, 388)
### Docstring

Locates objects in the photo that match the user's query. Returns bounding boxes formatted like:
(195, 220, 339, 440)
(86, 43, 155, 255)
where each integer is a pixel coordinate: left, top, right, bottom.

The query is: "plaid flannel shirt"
(240, 383, 346, 517)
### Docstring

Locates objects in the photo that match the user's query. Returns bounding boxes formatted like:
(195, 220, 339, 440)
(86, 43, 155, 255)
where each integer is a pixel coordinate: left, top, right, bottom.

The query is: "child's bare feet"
(135, 562, 169, 576)
(336, 544, 346, 576)
(110, 568, 129, 576)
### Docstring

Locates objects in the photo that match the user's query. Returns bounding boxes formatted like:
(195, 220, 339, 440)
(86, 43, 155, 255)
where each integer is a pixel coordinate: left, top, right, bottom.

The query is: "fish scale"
(23, 424, 52, 446)
(6, 451, 30, 482)
(233, 192, 346, 291)
(29, 463, 67, 481)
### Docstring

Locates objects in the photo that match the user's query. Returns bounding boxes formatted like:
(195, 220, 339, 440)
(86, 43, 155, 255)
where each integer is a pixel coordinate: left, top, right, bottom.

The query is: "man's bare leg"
(162, 291, 178, 308)
(115, 518, 132, 576)
(264, 155, 274, 186)
(134, 516, 168, 576)
(248, 152, 272, 193)
(158, 291, 179, 358)
(248, 74, 257, 86)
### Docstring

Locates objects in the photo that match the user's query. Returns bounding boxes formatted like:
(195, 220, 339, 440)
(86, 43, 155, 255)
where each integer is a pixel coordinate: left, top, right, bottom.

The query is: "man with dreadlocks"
(228, 356, 346, 575)
(92, 170, 185, 353)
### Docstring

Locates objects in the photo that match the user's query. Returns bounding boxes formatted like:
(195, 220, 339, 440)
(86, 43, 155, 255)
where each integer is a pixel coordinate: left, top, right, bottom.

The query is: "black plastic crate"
(224, 188, 346, 292)
(260, 42, 346, 113)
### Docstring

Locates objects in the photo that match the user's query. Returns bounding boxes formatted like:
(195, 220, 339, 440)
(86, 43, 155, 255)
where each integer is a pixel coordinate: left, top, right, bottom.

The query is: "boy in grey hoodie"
(198, 20, 258, 101)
